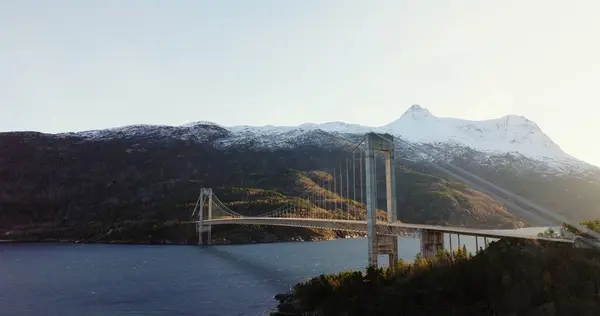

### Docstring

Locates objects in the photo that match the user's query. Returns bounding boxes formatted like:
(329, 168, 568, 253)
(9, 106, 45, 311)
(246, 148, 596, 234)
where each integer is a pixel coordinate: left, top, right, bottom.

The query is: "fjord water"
(0, 235, 494, 316)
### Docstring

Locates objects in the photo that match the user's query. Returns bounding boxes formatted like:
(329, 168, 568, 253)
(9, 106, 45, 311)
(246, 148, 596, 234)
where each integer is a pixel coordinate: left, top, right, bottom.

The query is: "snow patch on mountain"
(228, 121, 372, 136)
(219, 125, 346, 150)
(297, 122, 373, 134)
(61, 122, 230, 143)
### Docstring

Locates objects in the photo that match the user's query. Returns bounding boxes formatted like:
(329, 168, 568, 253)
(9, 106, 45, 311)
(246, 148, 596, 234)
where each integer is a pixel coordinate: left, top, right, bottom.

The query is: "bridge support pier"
(377, 235, 398, 267)
(420, 230, 445, 260)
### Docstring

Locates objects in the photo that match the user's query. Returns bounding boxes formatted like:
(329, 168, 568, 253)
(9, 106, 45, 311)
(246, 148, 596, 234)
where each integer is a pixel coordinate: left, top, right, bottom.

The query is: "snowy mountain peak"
(401, 104, 434, 120)
(379, 106, 575, 163)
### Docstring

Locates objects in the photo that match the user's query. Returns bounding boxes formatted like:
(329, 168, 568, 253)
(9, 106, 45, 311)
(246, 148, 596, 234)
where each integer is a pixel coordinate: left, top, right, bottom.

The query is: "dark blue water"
(0, 234, 493, 316)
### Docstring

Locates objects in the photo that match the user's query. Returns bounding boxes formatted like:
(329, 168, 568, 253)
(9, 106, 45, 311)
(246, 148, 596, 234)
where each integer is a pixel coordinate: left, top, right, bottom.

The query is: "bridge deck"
(198, 217, 573, 243)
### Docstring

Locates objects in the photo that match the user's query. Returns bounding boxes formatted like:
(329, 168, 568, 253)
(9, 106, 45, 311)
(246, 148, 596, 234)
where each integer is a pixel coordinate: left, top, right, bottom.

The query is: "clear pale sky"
(1, 1, 599, 165)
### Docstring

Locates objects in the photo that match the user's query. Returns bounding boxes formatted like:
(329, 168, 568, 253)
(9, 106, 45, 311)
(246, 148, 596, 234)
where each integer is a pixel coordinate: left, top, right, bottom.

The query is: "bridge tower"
(196, 188, 213, 245)
(364, 133, 398, 267)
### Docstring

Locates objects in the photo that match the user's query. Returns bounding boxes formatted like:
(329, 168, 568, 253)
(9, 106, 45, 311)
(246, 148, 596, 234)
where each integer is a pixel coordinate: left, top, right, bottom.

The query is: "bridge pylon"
(195, 188, 213, 245)
(365, 133, 398, 267)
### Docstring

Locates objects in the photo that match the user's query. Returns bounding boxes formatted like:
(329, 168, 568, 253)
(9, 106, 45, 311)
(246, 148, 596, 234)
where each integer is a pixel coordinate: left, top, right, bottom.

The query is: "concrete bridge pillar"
(207, 189, 213, 244)
(365, 133, 398, 267)
(197, 188, 213, 245)
(420, 230, 445, 260)
(365, 134, 378, 266)
(198, 190, 204, 245)
(385, 148, 397, 223)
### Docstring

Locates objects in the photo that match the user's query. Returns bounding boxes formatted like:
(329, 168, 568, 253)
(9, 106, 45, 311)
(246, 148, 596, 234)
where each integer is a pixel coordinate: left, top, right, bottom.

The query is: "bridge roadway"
(199, 217, 573, 243)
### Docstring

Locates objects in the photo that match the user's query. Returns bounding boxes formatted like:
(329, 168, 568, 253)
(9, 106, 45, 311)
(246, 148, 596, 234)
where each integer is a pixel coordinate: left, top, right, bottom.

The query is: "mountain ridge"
(53, 105, 596, 171)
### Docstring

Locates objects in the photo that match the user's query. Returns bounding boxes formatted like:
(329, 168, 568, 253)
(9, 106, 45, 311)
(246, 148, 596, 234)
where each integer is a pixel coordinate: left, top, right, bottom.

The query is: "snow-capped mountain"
(60, 105, 597, 174)
(380, 105, 565, 160)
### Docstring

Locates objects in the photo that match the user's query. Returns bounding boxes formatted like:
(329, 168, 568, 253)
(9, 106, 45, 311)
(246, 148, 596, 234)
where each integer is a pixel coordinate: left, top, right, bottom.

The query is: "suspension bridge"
(190, 133, 596, 267)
